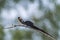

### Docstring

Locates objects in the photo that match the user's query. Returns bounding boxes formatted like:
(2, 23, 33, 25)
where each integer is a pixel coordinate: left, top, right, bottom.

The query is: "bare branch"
(4, 24, 27, 29)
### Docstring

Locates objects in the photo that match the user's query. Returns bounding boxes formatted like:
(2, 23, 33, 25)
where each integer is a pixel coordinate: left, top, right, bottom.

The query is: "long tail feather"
(31, 26, 56, 40)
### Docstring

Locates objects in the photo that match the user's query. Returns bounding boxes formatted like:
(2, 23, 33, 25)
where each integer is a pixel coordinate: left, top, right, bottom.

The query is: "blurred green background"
(0, 0, 60, 40)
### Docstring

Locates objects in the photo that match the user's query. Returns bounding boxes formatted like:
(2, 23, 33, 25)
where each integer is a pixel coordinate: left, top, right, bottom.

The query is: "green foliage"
(29, 0, 34, 3)
(45, 10, 58, 29)
(55, 5, 60, 21)
(0, 0, 6, 9)
(0, 25, 5, 40)
(33, 17, 40, 23)
(13, 0, 21, 3)
(11, 29, 32, 40)
(56, 5, 60, 12)
(25, 31, 32, 40)
(44, 10, 58, 39)
(12, 30, 25, 40)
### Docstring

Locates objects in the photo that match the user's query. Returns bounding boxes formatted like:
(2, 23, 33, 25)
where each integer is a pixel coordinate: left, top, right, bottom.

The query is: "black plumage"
(18, 17, 55, 40)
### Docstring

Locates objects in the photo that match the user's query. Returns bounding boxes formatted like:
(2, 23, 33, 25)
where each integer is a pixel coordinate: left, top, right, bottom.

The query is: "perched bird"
(18, 17, 55, 40)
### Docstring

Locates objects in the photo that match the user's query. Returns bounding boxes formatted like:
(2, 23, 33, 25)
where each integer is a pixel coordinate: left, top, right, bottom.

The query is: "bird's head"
(18, 17, 24, 24)
(18, 17, 22, 20)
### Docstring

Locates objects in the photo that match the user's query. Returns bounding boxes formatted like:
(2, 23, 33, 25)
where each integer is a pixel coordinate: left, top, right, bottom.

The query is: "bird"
(18, 17, 55, 40)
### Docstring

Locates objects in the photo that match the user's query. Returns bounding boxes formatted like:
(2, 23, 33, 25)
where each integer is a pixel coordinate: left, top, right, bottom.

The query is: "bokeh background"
(0, 0, 60, 40)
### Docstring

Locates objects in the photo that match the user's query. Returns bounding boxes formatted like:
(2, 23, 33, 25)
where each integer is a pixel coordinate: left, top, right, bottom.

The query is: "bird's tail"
(31, 26, 56, 40)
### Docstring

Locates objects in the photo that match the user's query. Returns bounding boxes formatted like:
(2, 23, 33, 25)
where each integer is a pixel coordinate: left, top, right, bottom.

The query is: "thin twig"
(4, 24, 27, 29)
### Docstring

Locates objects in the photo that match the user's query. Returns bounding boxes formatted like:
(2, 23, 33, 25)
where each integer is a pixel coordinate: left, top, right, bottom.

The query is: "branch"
(4, 24, 56, 40)
(4, 24, 27, 29)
